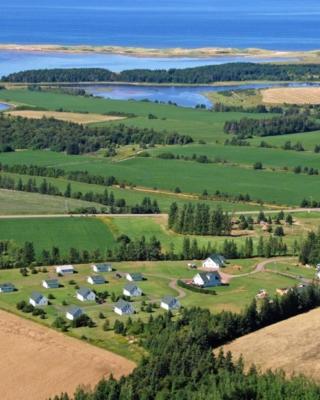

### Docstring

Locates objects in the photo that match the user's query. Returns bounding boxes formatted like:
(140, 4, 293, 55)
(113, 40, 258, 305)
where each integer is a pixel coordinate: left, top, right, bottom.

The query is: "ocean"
(1, 0, 320, 50)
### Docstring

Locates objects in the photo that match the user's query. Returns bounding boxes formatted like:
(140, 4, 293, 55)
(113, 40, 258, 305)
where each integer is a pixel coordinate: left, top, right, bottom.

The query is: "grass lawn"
(0, 258, 303, 359)
(265, 261, 316, 279)
(0, 217, 115, 255)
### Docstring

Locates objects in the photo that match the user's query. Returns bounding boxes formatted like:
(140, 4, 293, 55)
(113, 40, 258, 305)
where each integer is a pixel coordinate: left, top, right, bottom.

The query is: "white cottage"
(29, 292, 48, 307)
(123, 284, 142, 297)
(55, 265, 74, 275)
(76, 287, 96, 302)
(66, 306, 83, 321)
(114, 299, 135, 316)
(160, 296, 180, 311)
(202, 254, 225, 270)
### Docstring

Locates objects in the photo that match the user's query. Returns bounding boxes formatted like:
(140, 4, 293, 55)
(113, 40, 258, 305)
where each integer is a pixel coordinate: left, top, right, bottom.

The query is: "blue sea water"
(1, 0, 320, 50)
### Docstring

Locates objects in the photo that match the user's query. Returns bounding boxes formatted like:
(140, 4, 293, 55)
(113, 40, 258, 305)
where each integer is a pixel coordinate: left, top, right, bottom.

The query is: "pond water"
(85, 82, 320, 108)
(0, 103, 9, 111)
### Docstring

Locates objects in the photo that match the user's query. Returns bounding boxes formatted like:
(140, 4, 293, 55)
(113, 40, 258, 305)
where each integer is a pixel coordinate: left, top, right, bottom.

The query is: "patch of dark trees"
(51, 286, 320, 400)
(4, 63, 320, 84)
(224, 115, 320, 138)
(0, 115, 193, 154)
(299, 230, 320, 265)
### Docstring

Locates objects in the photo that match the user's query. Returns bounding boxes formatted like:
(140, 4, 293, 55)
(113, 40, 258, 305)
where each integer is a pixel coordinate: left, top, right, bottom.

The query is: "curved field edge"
(221, 307, 320, 381)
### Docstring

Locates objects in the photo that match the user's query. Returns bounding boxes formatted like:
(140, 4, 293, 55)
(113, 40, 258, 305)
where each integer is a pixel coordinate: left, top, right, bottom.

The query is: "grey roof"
(0, 282, 15, 290)
(208, 254, 225, 264)
(198, 272, 220, 284)
(43, 279, 59, 286)
(67, 306, 83, 317)
(30, 292, 45, 303)
(77, 287, 93, 298)
(161, 295, 178, 306)
(93, 263, 112, 271)
(114, 299, 134, 312)
(124, 283, 140, 292)
(127, 272, 144, 281)
(89, 275, 106, 284)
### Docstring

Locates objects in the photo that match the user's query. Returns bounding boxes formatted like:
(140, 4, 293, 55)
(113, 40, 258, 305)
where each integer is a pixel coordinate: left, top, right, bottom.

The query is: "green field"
(0, 189, 104, 215)
(250, 130, 320, 151)
(0, 217, 115, 255)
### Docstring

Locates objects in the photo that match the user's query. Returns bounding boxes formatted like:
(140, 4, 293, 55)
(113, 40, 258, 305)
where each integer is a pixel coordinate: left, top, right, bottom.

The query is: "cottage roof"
(30, 292, 46, 303)
(77, 287, 93, 298)
(127, 272, 144, 281)
(67, 306, 83, 317)
(89, 275, 105, 284)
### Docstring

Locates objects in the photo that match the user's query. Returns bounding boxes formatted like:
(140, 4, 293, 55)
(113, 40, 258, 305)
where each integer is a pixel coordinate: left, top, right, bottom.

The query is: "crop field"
(204, 89, 263, 108)
(0, 310, 134, 400)
(0, 217, 115, 255)
(250, 130, 320, 151)
(261, 87, 320, 104)
(5, 109, 125, 124)
(0, 189, 104, 215)
(221, 307, 320, 381)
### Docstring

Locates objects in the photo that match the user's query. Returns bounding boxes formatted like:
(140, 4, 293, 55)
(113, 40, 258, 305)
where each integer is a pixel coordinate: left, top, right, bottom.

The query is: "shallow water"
(0, 103, 9, 111)
(0, 51, 296, 78)
(85, 82, 320, 108)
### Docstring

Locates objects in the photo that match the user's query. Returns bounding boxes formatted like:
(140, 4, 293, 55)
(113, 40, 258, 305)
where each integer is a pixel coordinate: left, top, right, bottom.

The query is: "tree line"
(50, 286, 320, 400)
(5, 63, 320, 84)
(168, 203, 233, 236)
(0, 174, 160, 214)
(299, 230, 320, 265)
(0, 115, 193, 154)
(224, 115, 320, 138)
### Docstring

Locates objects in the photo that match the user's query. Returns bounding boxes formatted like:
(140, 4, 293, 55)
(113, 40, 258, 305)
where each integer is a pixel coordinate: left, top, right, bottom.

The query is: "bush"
(177, 280, 217, 295)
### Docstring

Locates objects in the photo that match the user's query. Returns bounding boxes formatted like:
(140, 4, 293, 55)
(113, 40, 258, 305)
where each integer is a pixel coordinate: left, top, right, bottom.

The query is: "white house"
(87, 275, 106, 285)
(29, 292, 48, 307)
(42, 279, 60, 289)
(114, 299, 135, 316)
(76, 287, 96, 302)
(317, 271, 320, 280)
(193, 272, 221, 288)
(160, 296, 180, 311)
(126, 272, 144, 282)
(202, 254, 225, 270)
(123, 284, 142, 297)
(55, 265, 74, 275)
(66, 306, 83, 321)
(92, 263, 113, 273)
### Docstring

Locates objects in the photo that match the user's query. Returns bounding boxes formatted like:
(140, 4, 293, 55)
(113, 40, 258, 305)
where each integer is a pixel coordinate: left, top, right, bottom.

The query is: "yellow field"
(0, 310, 135, 400)
(261, 87, 320, 104)
(221, 308, 320, 381)
(5, 110, 124, 124)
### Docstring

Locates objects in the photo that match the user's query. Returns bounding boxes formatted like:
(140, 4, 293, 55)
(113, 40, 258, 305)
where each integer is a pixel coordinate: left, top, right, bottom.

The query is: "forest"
(4, 63, 320, 83)
(224, 115, 320, 138)
(0, 115, 192, 153)
(50, 287, 320, 400)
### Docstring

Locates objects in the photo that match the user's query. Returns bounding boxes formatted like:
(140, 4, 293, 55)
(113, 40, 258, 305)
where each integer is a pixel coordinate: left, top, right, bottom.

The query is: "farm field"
(0, 217, 115, 255)
(205, 89, 263, 108)
(221, 307, 320, 381)
(261, 87, 320, 104)
(250, 130, 320, 151)
(0, 189, 104, 215)
(5, 109, 125, 124)
(0, 211, 313, 257)
(0, 309, 134, 400)
(1, 149, 319, 206)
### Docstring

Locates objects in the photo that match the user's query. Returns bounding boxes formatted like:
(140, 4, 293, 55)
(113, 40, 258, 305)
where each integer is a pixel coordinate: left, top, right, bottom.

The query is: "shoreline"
(0, 43, 319, 60)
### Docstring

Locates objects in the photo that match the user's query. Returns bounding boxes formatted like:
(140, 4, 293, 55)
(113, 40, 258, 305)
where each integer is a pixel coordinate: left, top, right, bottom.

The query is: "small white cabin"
(66, 306, 83, 321)
(202, 254, 225, 270)
(76, 288, 96, 302)
(29, 292, 48, 307)
(123, 284, 142, 297)
(114, 300, 134, 316)
(160, 296, 180, 311)
(55, 265, 74, 275)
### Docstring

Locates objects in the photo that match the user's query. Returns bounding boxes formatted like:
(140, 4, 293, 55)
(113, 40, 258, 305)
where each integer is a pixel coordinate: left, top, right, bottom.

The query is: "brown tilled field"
(221, 307, 320, 381)
(0, 310, 135, 400)
(261, 87, 320, 104)
(5, 110, 124, 124)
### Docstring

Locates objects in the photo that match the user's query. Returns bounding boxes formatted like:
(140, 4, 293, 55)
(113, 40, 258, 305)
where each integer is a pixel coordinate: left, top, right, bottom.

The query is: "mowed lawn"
(0, 217, 115, 255)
